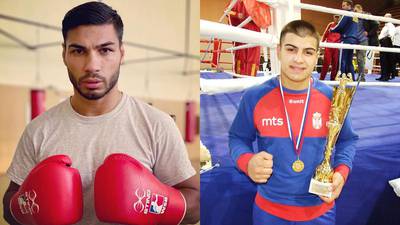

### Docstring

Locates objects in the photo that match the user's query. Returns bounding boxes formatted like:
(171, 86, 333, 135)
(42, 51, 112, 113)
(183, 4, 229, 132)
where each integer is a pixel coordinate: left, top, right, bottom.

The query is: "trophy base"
(309, 178, 332, 198)
(389, 178, 400, 197)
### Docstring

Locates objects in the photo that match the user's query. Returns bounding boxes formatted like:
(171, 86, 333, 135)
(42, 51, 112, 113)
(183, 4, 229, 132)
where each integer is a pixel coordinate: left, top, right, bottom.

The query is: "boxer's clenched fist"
(247, 151, 273, 183)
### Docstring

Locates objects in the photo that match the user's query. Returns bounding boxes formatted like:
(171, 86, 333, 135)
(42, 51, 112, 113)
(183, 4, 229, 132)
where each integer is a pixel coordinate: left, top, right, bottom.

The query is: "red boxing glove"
(10, 155, 83, 225)
(95, 153, 186, 225)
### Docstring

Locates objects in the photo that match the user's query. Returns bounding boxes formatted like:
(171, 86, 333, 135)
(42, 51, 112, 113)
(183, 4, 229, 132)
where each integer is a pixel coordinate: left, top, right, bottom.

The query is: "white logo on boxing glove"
(133, 188, 148, 213)
(17, 190, 40, 215)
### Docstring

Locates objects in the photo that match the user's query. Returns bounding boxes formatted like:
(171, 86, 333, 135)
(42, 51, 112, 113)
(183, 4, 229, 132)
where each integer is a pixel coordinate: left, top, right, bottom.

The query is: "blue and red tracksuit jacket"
(331, 12, 360, 43)
(229, 77, 358, 221)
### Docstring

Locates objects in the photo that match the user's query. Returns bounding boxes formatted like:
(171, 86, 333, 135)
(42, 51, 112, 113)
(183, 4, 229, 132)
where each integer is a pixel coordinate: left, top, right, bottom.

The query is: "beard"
(68, 68, 120, 100)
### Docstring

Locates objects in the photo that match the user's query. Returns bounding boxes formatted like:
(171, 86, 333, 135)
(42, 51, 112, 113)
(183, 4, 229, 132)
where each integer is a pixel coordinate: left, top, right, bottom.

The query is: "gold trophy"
(200, 141, 220, 174)
(309, 73, 359, 198)
(200, 141, 212, 171)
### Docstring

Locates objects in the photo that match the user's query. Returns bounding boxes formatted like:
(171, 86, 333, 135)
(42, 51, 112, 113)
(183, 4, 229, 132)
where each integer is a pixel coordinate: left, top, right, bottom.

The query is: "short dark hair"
(279, 20, 320, 49)
(62, 1, 124, 44)
(342, 0, 353, 7)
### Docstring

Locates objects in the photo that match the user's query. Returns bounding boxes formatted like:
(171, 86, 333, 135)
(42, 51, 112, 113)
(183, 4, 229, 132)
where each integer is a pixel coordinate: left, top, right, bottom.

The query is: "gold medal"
(279, 78, 310, 174)
(292, 159, 304, 172)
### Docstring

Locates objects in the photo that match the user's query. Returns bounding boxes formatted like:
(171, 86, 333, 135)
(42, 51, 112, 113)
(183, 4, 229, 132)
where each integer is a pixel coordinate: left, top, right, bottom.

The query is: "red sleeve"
(334, 164, 350, 182)
(237, 153, 254, 175)
(321, 22, 333, 42)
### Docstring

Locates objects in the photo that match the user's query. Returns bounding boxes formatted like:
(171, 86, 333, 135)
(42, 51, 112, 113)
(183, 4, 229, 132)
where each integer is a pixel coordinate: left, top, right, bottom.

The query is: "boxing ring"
(200, 0, 400, 224)
(200, 72, 400, 225)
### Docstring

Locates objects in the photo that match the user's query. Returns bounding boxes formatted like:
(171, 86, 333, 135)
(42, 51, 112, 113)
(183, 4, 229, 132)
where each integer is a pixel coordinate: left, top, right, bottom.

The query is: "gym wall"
(0, 1, 200, 223)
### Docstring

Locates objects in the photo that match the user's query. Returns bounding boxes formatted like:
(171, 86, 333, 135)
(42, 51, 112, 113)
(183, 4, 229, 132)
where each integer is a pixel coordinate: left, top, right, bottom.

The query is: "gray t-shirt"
(7, 93, 196, 225)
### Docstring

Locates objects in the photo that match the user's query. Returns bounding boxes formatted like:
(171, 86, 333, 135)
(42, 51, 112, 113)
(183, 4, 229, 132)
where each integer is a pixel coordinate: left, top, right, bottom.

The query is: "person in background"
(229, 0, 261, 76)
(354, 4, 368, 82)
(331, 0, 358, 80)
(363, 11, 379, 78)
(377, 13, 396, 81)
(391, 23, 400, 80)
(363, 12, 379, 47)
(320, 15, 341, 81)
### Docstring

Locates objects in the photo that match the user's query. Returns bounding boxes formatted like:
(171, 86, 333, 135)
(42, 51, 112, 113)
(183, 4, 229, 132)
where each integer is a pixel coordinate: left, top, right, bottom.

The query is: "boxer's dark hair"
(279, 20, 320, 49)
(62, 1, 123, 44)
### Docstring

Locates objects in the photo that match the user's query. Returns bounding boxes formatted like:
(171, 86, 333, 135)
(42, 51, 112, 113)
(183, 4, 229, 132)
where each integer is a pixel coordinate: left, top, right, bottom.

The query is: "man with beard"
(2, 2, 199, 225)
